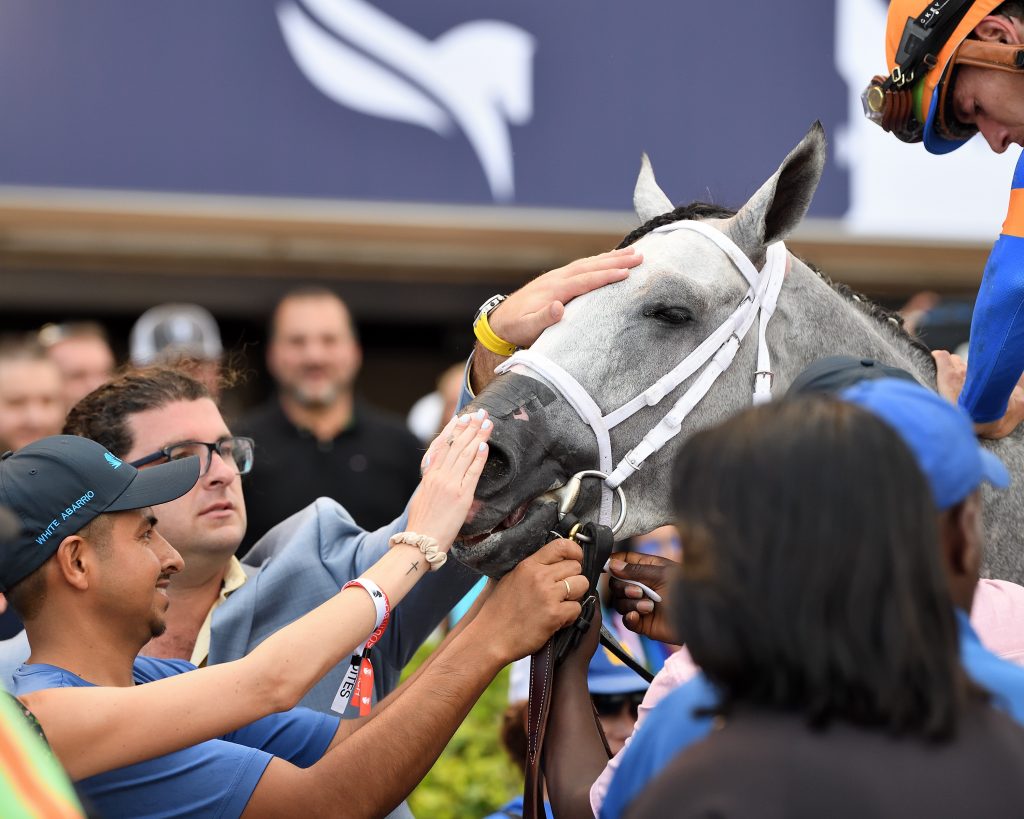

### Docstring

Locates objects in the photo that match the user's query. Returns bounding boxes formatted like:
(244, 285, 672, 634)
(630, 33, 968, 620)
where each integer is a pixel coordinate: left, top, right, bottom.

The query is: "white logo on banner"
(835, 0, 1020, 239)
(277, 0, 535, 202)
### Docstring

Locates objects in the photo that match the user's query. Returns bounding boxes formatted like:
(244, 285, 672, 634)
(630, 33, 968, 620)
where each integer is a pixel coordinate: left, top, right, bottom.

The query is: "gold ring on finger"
(563, 579, 572, 600)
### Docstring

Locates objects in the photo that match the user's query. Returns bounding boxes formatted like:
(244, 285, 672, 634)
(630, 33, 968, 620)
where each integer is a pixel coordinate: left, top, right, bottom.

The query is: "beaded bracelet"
(388, 531, 447, 571)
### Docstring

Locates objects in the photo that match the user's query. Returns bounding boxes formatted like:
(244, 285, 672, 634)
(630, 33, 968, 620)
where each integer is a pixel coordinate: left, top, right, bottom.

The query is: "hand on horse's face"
(407, 410, 492, 549)
(469, 248, 641, 395)
(489, 248, 642, 349)
(608, 552, 682, 645)
(474, 538, 587, 663)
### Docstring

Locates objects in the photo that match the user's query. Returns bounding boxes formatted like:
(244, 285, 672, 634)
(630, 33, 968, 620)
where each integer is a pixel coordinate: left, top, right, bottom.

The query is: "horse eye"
(643, 306, 693, 325)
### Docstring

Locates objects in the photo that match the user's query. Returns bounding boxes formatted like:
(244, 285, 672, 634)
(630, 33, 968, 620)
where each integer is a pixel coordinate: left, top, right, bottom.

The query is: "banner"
(0, 0, 1016, 238)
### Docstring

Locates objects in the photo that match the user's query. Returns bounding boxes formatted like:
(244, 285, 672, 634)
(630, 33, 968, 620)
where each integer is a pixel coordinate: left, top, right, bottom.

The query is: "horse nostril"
(479, 440, 513, 488)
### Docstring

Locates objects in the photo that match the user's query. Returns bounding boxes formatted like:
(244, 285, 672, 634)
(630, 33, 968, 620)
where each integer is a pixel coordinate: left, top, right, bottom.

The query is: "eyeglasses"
(591, 691, 645, 719)
(130, 436, 255, 477)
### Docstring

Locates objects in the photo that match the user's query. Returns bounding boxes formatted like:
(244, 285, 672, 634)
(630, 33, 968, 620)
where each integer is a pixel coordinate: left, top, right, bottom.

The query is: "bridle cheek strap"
(499, 350, 618, 525)
(496, 221, 787, 527)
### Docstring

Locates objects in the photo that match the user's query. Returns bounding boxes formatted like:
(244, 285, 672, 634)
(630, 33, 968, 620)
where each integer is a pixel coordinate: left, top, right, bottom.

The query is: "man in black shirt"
(236, 288, 421, 556)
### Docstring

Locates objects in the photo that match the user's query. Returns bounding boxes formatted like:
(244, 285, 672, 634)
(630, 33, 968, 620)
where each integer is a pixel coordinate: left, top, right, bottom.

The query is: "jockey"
(864, 0, 1024, 436)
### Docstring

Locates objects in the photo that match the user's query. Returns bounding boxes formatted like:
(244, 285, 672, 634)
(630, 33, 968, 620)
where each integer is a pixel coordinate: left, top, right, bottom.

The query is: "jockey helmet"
(863, 0, 1024, 153)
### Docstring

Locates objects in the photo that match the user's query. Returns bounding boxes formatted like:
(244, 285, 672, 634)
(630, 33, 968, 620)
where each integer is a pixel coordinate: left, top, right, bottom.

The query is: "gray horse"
(456, 123, 1024, 585)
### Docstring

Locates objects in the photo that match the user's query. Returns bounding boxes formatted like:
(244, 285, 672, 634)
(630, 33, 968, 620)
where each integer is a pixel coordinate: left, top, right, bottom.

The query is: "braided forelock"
(616, 202, 739, 249)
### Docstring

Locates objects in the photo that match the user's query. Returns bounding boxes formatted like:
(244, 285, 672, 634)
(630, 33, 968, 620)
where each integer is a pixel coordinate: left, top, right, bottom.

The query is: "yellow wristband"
(474, 310, 518, 357)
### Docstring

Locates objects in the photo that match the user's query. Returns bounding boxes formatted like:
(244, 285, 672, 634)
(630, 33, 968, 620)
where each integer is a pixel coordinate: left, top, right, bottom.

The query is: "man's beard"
(149, 616, 168, 639)
(287, 379, 344, 409)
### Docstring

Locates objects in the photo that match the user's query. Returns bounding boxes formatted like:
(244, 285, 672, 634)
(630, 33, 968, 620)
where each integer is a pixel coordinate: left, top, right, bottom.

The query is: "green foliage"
(403, 640, 522, 818)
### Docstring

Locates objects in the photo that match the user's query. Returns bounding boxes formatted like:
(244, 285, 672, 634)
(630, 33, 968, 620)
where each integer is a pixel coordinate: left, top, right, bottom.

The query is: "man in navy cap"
(0, 436, 200, 643)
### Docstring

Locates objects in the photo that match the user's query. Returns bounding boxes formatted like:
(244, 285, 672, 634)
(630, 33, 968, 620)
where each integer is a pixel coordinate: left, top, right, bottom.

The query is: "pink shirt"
(589, 578, 1024, 814)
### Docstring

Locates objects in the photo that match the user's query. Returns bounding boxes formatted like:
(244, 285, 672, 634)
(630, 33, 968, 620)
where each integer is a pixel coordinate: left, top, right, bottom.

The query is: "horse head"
(455, 125, 832, 575)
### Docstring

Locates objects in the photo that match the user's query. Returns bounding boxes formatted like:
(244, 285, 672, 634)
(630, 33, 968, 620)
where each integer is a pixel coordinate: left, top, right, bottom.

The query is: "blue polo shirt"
(12, 655, 338, 819)
(600, 610, 1024, 818)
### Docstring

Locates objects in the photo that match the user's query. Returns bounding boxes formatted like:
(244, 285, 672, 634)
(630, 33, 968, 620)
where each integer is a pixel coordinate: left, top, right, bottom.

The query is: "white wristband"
(344, 578, 388, 631)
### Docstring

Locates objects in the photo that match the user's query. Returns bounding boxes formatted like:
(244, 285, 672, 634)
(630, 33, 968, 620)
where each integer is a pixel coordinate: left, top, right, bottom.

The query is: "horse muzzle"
(453, 372, 596, 573)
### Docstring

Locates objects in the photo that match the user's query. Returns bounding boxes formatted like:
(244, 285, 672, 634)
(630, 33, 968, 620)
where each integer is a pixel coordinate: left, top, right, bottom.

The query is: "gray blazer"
(213, 496, 480, 710)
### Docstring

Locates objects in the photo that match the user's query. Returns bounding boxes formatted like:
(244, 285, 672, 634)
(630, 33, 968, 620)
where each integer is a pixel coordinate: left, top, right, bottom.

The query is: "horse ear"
(731, 122, 826, 260)
(634, 153, 674, 222)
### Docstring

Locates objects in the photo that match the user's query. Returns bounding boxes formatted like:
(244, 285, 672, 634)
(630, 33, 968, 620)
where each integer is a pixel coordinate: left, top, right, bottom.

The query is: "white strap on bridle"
(495, 220, 787, 527)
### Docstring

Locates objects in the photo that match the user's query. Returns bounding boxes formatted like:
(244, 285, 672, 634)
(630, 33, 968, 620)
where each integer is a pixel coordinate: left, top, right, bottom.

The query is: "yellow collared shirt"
(190, 556, 248, 667)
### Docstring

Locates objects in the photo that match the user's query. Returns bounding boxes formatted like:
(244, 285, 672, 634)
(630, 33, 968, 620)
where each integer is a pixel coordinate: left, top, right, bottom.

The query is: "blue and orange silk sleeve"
(959, 153, 1024, 423)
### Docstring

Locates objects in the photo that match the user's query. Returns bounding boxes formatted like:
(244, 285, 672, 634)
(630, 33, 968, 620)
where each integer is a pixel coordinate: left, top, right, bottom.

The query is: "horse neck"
(774, 257, 937, 389)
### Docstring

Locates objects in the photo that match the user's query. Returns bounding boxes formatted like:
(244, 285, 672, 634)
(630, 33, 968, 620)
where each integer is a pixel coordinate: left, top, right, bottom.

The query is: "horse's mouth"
(458, 497, 557, 547)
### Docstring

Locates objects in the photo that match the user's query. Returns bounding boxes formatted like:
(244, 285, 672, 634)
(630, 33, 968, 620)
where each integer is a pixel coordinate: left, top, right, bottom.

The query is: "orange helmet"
(863, 0, 1024, 153)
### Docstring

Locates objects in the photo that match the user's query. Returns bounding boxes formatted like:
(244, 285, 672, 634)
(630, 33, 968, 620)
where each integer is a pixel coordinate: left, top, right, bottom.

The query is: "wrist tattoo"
(406, 561, 420, 575)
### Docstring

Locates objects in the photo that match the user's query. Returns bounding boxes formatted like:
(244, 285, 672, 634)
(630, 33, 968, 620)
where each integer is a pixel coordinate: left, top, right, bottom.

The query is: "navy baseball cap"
(0, 436, 199, 591)
(787, 355, 920, 396)
(588, 645, 650, 696)
(840, 379, 1010, 510)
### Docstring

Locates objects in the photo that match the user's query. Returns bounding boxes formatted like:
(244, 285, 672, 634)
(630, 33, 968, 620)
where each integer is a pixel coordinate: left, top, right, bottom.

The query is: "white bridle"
(494, 220, 788, 528)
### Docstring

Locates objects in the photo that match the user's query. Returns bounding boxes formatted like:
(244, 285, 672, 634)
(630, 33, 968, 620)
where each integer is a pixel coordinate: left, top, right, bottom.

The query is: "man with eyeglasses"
(123, 431, 256, 663)
(587, 648, 649, 758)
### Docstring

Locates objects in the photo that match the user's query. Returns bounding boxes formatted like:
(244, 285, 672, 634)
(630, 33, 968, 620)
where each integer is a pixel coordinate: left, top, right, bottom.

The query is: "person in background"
(130, 303, 224, 397)
(235, 287, 422, 554)
(38, 322, 116, 410)
(0, 333, 61, 643)
(0, 336, 63, 454)
(408, 362, 466, 444)
(587, 647, 649, 758)
(488, 647, 649, 819)
(618, 397, 1024, 817)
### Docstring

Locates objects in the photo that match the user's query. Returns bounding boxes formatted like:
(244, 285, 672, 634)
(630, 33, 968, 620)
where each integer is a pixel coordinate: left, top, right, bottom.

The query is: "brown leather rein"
(522, 516, 653, 819)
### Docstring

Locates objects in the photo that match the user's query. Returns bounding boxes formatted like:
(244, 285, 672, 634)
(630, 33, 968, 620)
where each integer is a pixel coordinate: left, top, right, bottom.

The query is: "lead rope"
(524, 517, 617, 819)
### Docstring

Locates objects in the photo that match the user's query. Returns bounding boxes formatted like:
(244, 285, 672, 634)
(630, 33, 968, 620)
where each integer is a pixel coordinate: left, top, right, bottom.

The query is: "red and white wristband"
(331, 579, 392, 718)
(343, 578, 389, 631)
